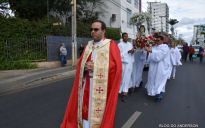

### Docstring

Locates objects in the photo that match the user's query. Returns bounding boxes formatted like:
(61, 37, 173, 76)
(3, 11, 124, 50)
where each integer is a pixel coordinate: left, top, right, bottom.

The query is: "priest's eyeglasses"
(90, 28, 100, 32)
(156, 40, 160, 42)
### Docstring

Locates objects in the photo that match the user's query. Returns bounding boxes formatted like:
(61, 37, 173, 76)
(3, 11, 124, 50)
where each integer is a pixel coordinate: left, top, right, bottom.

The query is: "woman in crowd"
(189, 45, 195, 61)
(199, 47, 204, 63)
(78, 43, 84, 57)
(168, 42, 181, 80)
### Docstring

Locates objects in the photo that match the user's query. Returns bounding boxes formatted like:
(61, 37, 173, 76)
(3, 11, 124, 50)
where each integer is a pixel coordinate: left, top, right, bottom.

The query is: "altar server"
(144, 36, 170, 102)
(118, 33, 135, 102)
(168, 41, 181, 80)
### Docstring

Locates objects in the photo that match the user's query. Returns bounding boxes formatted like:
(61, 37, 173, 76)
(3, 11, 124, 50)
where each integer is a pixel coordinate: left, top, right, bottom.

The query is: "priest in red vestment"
(61, 20, 122, 128)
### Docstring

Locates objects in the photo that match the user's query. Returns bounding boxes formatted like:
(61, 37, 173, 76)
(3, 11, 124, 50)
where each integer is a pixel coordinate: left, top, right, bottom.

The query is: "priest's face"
(91, 22, 105, 42)
(156, 38, 163, 45)
(122, 34, 128, 43)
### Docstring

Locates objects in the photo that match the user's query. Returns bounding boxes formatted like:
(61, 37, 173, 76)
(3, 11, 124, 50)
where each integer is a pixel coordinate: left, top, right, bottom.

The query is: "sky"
(141, 0, 205, 44)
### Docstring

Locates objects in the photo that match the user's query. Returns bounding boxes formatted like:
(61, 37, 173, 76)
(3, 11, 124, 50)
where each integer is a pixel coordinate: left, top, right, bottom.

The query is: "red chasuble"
(61, 40, 122, 128)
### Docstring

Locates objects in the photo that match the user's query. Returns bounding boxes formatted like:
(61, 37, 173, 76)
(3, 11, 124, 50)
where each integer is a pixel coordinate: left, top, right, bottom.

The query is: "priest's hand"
(128, 49, 135, 54)
(85, 60, 94, 72)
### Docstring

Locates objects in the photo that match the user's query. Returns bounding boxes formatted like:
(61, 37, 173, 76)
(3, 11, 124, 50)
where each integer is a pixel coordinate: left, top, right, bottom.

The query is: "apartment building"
(147, 2, 169, 33)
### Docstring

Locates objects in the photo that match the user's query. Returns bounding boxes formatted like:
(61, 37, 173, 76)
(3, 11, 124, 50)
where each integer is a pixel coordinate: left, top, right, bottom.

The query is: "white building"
(51, 0, 141, 41)
(95, 0, 140, 41)
(192, 25, 205, 45)
(147, 2, 169, 33)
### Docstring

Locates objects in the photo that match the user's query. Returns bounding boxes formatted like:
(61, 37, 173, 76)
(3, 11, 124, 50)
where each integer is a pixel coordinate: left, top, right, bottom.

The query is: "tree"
(6, 0, 105, 20)
(168, 19, 179, 36)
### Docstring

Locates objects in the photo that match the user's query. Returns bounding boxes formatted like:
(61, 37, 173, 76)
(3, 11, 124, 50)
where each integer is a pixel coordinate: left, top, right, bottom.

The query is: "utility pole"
(159, 16, 166, 36)
(47, 0, 49, 23)
(71, 0, 77, 69)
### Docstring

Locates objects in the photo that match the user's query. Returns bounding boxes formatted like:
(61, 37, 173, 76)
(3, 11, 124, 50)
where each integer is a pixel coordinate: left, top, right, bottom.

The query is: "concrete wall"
(47, 36, 93, 62)
(46, 36, 120, 66)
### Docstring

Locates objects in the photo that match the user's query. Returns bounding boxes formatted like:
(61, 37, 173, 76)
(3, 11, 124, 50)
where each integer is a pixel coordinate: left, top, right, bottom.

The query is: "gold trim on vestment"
(78, 39, 111, 128)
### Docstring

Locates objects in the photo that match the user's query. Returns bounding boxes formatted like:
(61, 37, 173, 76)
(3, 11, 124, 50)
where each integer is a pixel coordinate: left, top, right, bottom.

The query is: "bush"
(106, 28, 121, 40)
(0, 57, 37, 70)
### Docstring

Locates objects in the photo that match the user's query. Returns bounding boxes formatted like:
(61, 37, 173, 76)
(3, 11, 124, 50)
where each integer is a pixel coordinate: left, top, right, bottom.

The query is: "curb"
(24, 70, 76, 85)
(0, 68, 46, 79)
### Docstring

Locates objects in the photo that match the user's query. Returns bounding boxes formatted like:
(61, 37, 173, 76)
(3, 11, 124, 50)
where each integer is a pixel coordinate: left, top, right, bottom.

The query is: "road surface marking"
(122, 111, 142, 128)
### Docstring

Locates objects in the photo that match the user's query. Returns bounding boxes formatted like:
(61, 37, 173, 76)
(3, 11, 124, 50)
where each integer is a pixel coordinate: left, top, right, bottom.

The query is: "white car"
(177, 46, 183, 52)
(177, 46, 183, 58)
(192, 45, 201, 55)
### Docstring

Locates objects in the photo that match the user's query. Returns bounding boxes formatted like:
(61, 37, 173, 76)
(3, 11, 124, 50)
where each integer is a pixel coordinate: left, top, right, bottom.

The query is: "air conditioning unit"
(111, 14, 116, 21)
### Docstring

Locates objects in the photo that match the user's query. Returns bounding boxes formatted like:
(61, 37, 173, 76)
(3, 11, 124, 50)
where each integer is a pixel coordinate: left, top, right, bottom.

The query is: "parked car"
(177, 46, 183, 58)
(177, 46, 183, 52)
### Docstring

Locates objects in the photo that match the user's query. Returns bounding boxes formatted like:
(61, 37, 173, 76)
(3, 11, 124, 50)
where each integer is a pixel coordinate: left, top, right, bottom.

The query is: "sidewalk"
(0, 66, 76, 95)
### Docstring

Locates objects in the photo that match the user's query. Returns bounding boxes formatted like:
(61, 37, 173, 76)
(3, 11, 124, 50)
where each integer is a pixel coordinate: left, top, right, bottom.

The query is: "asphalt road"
(0, 60, 205, 128)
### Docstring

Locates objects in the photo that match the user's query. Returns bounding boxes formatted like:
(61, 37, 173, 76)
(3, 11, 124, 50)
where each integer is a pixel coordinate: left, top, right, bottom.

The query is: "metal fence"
(0, 36, 120, 62)
(0, 37, 47, 61)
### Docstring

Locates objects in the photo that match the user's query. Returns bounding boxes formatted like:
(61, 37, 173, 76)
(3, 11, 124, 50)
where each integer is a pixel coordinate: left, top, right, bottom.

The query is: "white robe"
(168, 47, 181, 78)
(145, 44, 170, 96)
(118, 41, 134, 93)
(170, 47, 181, 66)
(82, 39, 103, 128)
(131, 51, 147, 88)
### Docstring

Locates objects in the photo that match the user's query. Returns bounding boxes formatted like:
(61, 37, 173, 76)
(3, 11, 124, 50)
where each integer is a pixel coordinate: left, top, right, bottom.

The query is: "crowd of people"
(60, 20, 202, 128)
(181, 43, 204, 63)
(118, 33, 182, 103)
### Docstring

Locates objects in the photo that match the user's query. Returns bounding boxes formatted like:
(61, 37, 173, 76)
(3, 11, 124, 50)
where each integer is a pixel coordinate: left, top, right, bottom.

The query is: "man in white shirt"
(118, 33, 135, 102)
(144, 36, 170, 102)
(60, 43, 67, 67)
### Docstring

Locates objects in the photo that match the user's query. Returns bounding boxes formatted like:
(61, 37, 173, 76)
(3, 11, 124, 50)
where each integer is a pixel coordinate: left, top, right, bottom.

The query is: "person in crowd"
(189, 45, 195, 61)
(78, 43, 85, 57)
(181, 44, 185, 60)
(61, 20, 122, 128)
(183, 43, 189, 62)
(199, 47, 204, 63)
(168, 42, 181, 80)
(118, 32, 135, 102)
(60, 43, 67, 67)
(144, 36, 170, 103)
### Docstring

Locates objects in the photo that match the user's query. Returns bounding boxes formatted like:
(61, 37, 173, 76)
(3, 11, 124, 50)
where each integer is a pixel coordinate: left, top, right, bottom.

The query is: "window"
(127, 9, 132, 29)
(134, 0, 138, 9)
(127, 0, 131, 3)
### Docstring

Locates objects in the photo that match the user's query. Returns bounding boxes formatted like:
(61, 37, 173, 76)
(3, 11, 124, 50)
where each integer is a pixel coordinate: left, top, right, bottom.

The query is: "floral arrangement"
(132, 36, 157, 49)
(129, 12, 152, 25)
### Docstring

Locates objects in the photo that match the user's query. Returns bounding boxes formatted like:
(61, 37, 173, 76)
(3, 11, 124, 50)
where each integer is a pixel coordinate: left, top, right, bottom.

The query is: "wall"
(121, 0, 139, 39)
(98, 0, 122, 29)
(47, 36, 120, 62)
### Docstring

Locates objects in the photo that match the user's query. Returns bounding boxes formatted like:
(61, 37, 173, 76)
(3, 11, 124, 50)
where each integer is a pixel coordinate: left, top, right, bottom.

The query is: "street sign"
(53, 23, 62, 26)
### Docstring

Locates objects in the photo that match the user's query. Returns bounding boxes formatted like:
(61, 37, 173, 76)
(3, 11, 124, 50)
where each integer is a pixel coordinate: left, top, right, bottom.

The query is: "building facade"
(50, 0, 141, 41)
(96, 0, 140, 41)
(147, 2, 169, 33)
(192, 25, 205, 45)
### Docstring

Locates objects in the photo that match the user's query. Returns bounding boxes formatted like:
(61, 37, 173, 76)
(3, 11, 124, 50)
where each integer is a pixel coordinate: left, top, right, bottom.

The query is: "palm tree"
(168, 19, 179, 36)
